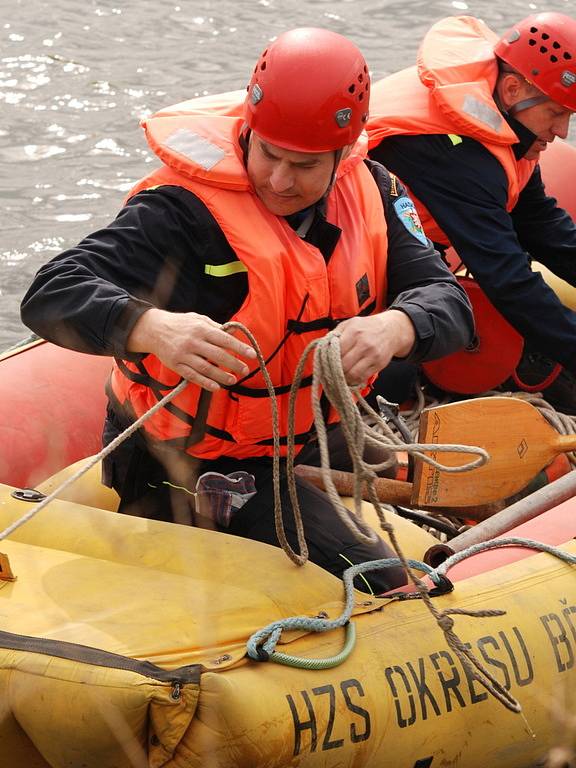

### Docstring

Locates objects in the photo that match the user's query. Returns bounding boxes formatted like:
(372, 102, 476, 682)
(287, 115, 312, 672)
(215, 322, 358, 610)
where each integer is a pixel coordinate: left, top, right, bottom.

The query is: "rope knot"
(438, 614, 455, 632)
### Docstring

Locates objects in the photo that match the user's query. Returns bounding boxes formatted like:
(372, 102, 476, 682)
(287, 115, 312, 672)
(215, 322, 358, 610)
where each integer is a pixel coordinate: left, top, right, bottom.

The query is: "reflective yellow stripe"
(338, 553, 374, 595)
(204, 262, 248, 277)
(448, 134, 463, 146)
(139, 187, 246, 277)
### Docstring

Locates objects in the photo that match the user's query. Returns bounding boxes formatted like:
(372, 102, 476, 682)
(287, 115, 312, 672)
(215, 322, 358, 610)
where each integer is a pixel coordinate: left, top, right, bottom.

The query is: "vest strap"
(115, 358, 181, 391)
(287, 317, 338, 333)
(230, 375, 313, 398)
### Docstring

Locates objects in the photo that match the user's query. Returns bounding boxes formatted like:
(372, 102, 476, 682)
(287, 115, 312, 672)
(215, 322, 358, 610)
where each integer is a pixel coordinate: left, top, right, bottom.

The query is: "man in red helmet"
(367, 13, 576, 413)
(20, 28, 472, 593)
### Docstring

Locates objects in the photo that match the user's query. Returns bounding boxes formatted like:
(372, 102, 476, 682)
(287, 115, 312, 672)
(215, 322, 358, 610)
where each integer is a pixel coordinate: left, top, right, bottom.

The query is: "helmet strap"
(325, 148, 344, 196)
(239, 124, 251, 166)
(496, 64, 550, 116)
(508, 93, 550, 115)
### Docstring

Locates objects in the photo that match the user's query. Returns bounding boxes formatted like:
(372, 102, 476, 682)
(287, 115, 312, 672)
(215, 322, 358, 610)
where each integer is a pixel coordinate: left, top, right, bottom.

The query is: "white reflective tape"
(164, 128, 226, 170)
(462, 95, 503, 133)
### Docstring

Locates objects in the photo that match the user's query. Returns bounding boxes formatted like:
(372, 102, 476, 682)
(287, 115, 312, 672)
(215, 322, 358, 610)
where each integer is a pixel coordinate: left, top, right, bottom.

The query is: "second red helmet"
(244, 28, 370, 152)
(495, 12, 576, 111)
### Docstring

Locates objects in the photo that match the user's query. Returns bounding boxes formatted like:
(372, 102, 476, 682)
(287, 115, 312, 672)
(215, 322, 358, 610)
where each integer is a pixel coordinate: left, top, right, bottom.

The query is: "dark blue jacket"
(369, 117, 576, 373)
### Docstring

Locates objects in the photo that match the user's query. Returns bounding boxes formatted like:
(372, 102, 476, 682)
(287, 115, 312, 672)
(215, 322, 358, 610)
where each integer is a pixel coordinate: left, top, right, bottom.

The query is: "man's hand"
(127, 308, 257, 391)
(336, 310, 416, 387)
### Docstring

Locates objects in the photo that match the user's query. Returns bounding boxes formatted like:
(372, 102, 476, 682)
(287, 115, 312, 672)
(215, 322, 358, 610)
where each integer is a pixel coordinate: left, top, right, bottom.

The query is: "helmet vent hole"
(541, 33, 550, 40)
(358, 74, 364, 83)
(553, 41, 561, 49)
(530, 26, 538, 34)
(551, 55, 558, 63)
(358, 92, 364, 101)
(260, 62, 266, 71)
(529, 39, 537, 46)
(348, 84, 356, 93)
(564, 52, 573, 60)
(540, 46, 548, 54)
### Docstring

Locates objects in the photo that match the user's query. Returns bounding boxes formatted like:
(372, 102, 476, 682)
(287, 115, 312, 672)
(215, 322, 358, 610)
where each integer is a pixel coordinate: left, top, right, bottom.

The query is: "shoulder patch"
(393, 196, 428, 245)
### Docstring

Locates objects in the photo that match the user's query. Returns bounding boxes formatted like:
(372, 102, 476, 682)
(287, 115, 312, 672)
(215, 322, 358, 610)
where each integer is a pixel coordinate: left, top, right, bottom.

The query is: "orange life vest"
(367, 15, 537, 246)
(110, 110, 389, 460)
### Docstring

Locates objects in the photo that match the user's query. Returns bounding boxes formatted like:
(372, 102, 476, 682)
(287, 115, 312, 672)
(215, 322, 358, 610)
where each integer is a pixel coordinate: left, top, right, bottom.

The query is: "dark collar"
(285, 200, 341, 262)
(503, 111, 538, 160)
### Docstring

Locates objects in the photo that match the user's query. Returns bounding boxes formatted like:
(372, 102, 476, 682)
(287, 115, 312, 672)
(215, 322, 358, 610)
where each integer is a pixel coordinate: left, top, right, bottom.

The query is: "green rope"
(247, 558, 440, 666)
(267, 622, 356, 669)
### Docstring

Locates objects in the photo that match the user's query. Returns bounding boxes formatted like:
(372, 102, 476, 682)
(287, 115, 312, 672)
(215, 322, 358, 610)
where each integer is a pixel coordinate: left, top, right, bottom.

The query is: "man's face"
(246, 134, 336, 215)
(515, 95, 573, 160)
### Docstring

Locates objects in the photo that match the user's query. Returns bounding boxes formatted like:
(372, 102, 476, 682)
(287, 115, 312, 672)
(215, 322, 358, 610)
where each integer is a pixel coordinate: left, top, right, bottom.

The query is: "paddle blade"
(411, 396, 566, 507)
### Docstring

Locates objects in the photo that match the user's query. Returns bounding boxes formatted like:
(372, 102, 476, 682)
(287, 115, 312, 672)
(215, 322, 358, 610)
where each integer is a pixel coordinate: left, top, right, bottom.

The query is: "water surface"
(1, 0, 575, 349)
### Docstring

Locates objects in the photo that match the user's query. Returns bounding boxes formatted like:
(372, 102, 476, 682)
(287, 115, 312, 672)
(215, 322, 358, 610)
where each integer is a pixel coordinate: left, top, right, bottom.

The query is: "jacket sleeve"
(370, 134, 576, 373)
(365, 159, 474, 363)
(20, 187, 245, 358)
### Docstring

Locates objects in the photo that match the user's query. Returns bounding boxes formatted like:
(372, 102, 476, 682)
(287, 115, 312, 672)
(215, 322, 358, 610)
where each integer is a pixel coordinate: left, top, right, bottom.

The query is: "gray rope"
(283, 332, 489, 549)
(436, 536, 576, 576)
(248, 536, 576, 708)
(246, 558, 440, 660)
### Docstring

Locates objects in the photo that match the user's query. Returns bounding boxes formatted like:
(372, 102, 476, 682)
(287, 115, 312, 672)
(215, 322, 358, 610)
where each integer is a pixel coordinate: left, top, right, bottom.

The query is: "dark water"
(1, 0, 575, 349)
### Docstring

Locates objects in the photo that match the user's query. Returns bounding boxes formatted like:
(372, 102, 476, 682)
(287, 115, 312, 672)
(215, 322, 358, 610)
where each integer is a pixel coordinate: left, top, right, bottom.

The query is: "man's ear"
(498, 72, 526, 111)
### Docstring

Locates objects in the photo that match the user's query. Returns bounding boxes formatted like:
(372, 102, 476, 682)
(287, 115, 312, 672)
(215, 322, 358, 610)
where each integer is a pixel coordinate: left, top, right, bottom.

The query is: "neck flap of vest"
(417, 15, 519, 145)
(142, 113, 251, 191)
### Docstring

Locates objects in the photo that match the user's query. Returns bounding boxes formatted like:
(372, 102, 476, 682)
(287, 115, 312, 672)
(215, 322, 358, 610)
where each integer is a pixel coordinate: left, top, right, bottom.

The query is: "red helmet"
(244, 28, 370, 152)
(495, 13, 576, 111)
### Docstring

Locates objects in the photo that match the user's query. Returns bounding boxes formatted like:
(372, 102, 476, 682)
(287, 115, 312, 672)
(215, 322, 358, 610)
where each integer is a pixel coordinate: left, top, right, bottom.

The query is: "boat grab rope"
(247, 536, 576, 717)
(247, 557, 447, 668)
(254, 622, 357, 670)
(435, 535, 576, 576)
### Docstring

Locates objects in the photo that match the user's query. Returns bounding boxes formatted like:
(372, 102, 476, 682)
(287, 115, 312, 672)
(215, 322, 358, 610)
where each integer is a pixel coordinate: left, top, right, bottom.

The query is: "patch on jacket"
(356, 273, 370, 307)
(393, 196, 427, 245)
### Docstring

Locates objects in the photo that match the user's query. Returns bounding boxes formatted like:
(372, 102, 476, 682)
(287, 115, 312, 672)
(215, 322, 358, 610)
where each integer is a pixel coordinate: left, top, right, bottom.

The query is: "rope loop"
(246, 557, 443, 664)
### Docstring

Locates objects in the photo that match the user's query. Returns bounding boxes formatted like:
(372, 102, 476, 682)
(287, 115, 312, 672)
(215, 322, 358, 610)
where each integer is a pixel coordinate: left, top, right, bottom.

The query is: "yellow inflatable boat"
(0, 454, 576, 767)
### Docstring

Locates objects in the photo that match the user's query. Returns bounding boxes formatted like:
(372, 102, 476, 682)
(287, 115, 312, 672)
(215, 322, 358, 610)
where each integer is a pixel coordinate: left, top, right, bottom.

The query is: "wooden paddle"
(295, 465, 413, 506)
(293, 464, 507, 520)
(413, 396, 576, 508)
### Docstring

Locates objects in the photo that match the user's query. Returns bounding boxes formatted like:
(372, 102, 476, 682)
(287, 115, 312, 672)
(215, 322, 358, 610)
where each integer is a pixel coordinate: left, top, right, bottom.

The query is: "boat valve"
(11, 488, 46, 503)
(0, 553, 16, 582)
